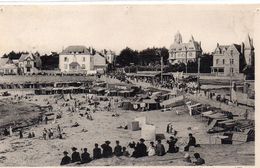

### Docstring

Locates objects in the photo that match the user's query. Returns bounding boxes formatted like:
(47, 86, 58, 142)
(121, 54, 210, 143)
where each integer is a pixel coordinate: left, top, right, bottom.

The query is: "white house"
(0, 58, 18, 75)
(101, 49, 116, 64)
(93, 52, 107, 73)
(18, 53, 42, 74)
(59, 45, 94, 73)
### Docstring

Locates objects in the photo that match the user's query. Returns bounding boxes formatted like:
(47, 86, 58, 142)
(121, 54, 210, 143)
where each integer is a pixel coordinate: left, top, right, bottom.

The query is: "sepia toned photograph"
(0, 4, 257, 166)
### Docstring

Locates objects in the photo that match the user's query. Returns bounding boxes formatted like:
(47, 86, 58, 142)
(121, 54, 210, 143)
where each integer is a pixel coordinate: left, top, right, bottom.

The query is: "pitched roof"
(19, 53, 34, 62)
(233, 44, 241, 53)
(0, 58, 9, 67)
(61, 45, 90, 55)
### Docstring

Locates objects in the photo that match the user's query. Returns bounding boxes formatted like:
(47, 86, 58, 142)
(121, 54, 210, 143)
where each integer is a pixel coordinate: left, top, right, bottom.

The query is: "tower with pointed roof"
(174, 31, 182, 44)
(244, 34, 254, 66)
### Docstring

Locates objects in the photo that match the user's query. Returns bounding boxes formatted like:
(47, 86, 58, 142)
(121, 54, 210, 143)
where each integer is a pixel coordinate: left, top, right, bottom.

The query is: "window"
(216, 59, 219, 64)
(219, 68, 224, 72)
(230, 59, 234, 65)
(230, 68, 234, 73)
(230, 50, 233, 56)
(83, 57, 86, 62)
(64, 57, 68, 62)
(82, 64, 86, 69)
(64, 64, 68, 69)
(223, 59, 225, 64)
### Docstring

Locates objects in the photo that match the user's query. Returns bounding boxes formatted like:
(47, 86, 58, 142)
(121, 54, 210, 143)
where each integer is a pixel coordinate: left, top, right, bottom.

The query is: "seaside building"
(168, 31, 202, 64)
(211, 34, 254, 76)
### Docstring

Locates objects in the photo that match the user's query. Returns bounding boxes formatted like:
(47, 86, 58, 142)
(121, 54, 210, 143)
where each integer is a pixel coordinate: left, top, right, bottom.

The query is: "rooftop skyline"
(0, 5, 258, 55)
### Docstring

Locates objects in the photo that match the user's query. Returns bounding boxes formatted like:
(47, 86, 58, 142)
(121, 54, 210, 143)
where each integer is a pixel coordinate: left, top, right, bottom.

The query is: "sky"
(0, 5, 258, 55)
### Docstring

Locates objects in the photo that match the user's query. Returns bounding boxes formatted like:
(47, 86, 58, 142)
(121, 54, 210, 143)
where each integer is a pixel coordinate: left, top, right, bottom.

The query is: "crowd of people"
(60, 134, 204, 166)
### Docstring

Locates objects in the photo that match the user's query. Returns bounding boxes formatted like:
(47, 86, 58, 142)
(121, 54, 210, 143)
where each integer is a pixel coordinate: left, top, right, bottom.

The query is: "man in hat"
(167, 136, 178, 153)
(81, 148, 91, 164)
(60, 151, 71, 165)
(101, 141, 113, 158)
(71, 147, 81, 163)
(155, 139, 165, 156)
(114, 140, 122, 157)
(93, 143, 102, 160)
(136, 138, 147, 157)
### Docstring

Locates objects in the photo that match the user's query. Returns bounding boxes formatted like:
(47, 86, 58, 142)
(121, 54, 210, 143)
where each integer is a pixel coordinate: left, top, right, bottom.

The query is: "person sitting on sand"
(81, 148, 91, 164)
(122, 147, 130, 157)
(101, 141, 113, 158)
(193, 153, 205, 165)
(155, 139, 165, 156)
(28, 132, 32, 138)
(114, 140, 123, 157)
(167, 136, 178, 153)
(60, 151, 71, 166)
(132, 139, 147, 158)
(184, 133, 199, 151)
(71, 147, 81, 163)
(147, 141, 155, 156)
(93, 143, 102, 160)
(183, 153, 192, 163)
(72, 122, 80, 127)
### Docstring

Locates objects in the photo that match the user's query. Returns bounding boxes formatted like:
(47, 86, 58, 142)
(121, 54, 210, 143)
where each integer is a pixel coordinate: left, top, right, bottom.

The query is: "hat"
(105, 140, 111, 144)
(63, 151, 68, 155)
(184, 153, 190, 158)
(71, 147, 77, 151)
(83, 148, 87, 151)
(170, 136, 174, 139)
(116, 140, 120, 144)
(139, 138, 145, 142)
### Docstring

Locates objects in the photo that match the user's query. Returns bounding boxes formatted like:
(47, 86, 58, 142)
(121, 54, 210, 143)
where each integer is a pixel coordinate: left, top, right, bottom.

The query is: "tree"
(187, 61, 198, 73)
(138, 47, 169, 66)
(40, 52, 59, 70)
(200, 54, 213, 73)
(1, 51, 29, 60)
(115, 47, 138, 67)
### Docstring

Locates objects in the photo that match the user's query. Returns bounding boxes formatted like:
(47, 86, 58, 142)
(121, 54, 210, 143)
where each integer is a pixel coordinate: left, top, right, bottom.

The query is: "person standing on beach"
(19, 129, 23, 139)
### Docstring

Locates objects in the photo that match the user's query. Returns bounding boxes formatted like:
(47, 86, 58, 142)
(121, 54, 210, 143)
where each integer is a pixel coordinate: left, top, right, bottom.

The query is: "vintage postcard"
(0, 3, 258, 167)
